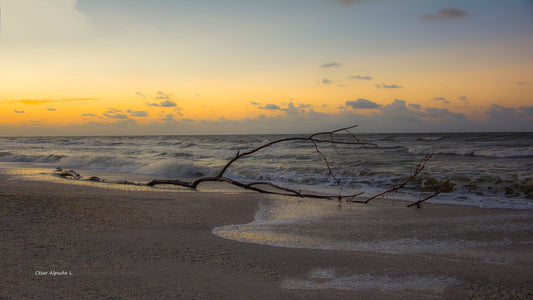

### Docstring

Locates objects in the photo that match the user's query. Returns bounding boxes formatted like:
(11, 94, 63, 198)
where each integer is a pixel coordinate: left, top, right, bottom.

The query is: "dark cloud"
(298, 104, 313, 109)
(259, 104, 281, 110)
(420, 7, 469, 21)
(282, 102, 299, 114)
(486, 104, 518, 120)
(519, 106, 533, 117)
(147, 100, 177, 107)
(337, 0, 366, 6)
(422, 107, 451, 118)
(82, 113, 97, 117)
(103, 113, 129, 119)
(159, 113, 178, 124)
(349, 75, 373, 80)
(484, 104, 533, 125)
(47, 108, 56, 111)
(155, 91, 172, 100)
(516, 81, 529, 85)
(376, 83, 402, 89)
(129, 111, 149, 117)
(322, 78, 332, 84)
(250, 101, 261, 105)
(14, 110, 25, 113)
(458, 96, 468, 101)
(320, 62, 341, 68)
(409, 103, 422, 110)
(345, 98, 381, 109)
(107, 108, 122, 113)
(136, 92, 146, 98)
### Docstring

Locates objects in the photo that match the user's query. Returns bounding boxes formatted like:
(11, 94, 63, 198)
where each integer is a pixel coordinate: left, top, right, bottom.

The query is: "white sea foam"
(282, 269, 461, 294)
(213, 197, 533, 254)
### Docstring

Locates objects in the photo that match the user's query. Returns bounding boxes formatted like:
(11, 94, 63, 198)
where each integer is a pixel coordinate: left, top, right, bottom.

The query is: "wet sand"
(1, 166, 532, 299)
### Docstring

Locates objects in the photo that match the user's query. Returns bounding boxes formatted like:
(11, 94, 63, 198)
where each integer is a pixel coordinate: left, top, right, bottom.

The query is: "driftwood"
(53, 125, 452, 207)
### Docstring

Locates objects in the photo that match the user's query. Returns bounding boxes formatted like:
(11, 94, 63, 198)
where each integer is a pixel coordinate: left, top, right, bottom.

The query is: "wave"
(0, 153, 65, 163)
(407, 146, 533, 158)
(136, 159, 213, 177)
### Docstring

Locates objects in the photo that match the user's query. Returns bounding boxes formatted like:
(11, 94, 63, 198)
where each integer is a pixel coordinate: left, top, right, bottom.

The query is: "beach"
(1, 165, 532, 299)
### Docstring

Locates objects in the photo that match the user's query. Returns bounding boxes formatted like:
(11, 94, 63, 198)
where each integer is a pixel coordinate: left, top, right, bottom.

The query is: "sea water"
(1, 132, 531, 209)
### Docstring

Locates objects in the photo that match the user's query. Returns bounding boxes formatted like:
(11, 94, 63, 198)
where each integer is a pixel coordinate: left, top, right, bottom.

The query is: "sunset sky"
(1, 0, 532, 135)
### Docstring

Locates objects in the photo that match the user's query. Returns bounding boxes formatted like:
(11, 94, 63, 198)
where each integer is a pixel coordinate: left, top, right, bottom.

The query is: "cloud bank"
(420, 7, 470, 21)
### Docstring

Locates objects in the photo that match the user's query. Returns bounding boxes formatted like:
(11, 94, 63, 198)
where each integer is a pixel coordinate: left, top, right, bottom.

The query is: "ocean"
(0, 133, 533, 209)
(1, 132, 531, 210)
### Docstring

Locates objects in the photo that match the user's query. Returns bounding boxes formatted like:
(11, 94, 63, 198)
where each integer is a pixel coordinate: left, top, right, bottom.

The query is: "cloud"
(320, 62, 341, 68)
(322, 78, 332, 84)
(82, 113, 97, 117)
(458, 96, 468, 101)
(420, 7, 469, 21)
(155, 91, 172, 100)
(5, 100, 533, 136)
(136, 92, 146, 98)
(259, 104, 281, 110)
(47, 108, 56, 111)
(337, 0, 367, 6)
(129, 111, 149, 117)
(376, 83, 402, 89)
(422, 107, 451, 118)
(107, 108, 122, 113)
(250, 101, 261, 106)
(10, 98, 97, 105)
(145, 91, 179, 108)
(516, 81, 529, 85)
(103, 113, 129, 119)
(519, 106, 533, 117)
(486, 104, 518, 120)
(282, 102, 299, 114)
(147, 100, 177, 107)
(14, 110, 25, 113)
(349, 75, 373, 80)
(483, 105, 533, 130)
(345, 99, 381, 109)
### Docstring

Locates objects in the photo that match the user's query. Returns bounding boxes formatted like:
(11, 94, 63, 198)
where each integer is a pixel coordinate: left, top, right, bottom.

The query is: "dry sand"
(1, 166, 532, 299)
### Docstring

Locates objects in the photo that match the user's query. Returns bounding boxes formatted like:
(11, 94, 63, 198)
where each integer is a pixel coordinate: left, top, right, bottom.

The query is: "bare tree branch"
(53, 125, 451, 207)
(349, 153, 433, 204)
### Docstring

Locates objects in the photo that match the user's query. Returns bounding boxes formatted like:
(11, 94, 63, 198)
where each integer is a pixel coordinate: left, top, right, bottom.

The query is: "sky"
(0, 0, 532, 135)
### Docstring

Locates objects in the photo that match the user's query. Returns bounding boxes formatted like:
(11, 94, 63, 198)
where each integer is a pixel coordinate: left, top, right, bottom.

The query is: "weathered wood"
(51, 125, 452, 206)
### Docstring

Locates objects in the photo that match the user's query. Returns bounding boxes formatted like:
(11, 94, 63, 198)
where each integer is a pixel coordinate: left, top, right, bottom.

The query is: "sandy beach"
(1, 165, 532, 299)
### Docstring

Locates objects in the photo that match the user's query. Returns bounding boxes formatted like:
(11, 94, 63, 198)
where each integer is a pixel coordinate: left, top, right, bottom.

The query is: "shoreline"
(1, 165, 532, 299)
